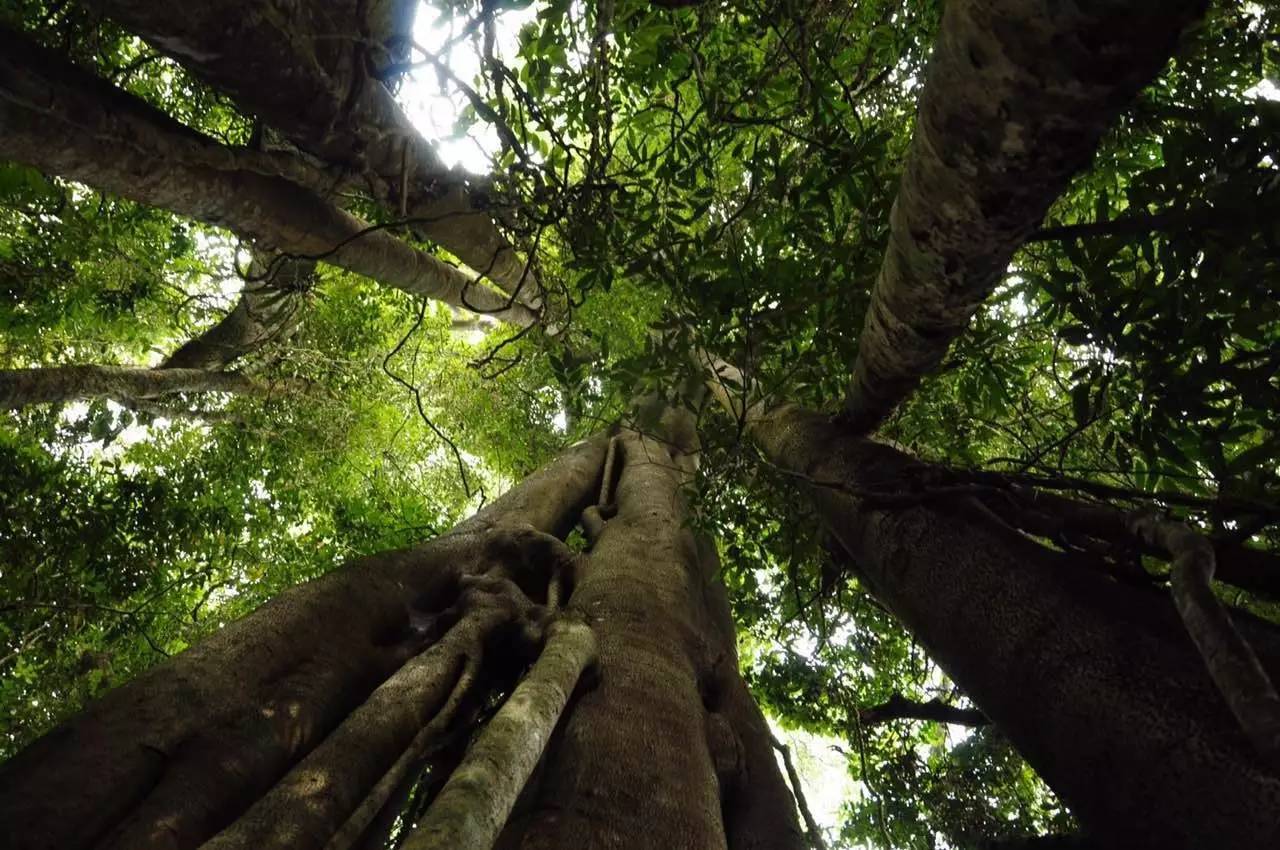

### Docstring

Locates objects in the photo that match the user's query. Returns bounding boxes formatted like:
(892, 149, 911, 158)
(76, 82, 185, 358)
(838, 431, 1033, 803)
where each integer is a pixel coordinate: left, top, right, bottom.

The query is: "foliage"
(2, 1, 1278, 848)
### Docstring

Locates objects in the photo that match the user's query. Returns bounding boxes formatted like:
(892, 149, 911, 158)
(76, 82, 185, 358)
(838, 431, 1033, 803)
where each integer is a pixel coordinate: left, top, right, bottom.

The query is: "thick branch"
(0, 365, 274, 409)
(91, 0, 539, 302)
(163, 252, 312, 370)
(858, 694, 989, 728)
(843, 0, 1207, 432)
(0, 27, 536, 325)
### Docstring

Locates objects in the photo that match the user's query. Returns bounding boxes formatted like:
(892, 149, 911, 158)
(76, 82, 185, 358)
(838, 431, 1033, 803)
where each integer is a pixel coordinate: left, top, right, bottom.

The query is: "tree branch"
(163, 250, 312, 370)
(89, 0, 540, 303)
(0, 365, 282, 410)
(1127, 512, 1280, 765)
(769, 732, 828, 850)
(858, 694, 989, 728)
(842, 0, 1208, 432)
(0, 26, 536, 325)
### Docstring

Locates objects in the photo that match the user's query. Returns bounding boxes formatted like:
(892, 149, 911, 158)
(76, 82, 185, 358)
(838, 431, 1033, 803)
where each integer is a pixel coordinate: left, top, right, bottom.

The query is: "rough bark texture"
(163, 253, 312, 371)
(501, 414, 807, 850)
(0, 397, 803, 850)
(89, 0, 540, 302)
(844, 0, 1208, 432)
(0, 28, 535, 325)
(752, 404, 1280, 849)
(0, 436, 607, 850)
(403, 618, 597, 850)
(0, 365, 272, 409)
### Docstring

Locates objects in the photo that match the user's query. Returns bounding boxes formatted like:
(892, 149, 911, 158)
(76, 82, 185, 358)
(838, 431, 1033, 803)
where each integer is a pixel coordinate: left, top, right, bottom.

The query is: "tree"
(2, 1, 1279, 849)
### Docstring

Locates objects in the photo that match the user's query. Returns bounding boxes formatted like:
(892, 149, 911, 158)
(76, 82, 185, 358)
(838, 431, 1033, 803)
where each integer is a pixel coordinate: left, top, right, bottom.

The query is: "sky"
(398, 2, 540, 174)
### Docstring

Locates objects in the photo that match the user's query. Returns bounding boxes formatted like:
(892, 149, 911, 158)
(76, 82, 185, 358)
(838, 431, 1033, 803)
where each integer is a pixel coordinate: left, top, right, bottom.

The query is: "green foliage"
(2, 1, 1279, 847)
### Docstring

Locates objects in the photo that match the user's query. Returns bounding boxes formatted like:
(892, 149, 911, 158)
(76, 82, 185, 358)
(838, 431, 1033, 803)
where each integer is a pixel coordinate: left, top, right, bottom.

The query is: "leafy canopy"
(1, 1, 1277, 847)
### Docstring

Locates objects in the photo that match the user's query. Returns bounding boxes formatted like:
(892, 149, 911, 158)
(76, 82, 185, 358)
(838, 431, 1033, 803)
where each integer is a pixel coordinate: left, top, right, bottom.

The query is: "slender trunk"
(750, 403, 1280, 849)
(0, 28, 536, 325)
(163, 253, 312, 371)
(88, 0, 539, 302)
(843, 0, 1207, 431)
(0, 365, 274, 409)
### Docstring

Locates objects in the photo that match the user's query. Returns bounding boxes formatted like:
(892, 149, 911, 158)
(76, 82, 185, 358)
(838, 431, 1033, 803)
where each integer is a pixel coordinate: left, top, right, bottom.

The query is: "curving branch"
(0, 26, 537, 326)
(858, 693, 989, 728)
(842, 0, 1208, 433)
(163, 252, 313, 371)
(89, 0, 541, 305)
(1127, 512, 1280, 765)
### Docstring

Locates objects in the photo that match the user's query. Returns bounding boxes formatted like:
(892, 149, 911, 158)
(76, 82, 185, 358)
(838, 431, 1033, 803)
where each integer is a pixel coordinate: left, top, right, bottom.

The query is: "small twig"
(769, 731, 827, 850)
(382, 298, 474, 498)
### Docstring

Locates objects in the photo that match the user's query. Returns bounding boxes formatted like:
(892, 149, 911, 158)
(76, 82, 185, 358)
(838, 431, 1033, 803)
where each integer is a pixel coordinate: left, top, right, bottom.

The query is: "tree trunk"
(0, 418, 806, 850)
(843, 0, 1207, 432)
(0, 27, 536, 325)
(749, 403, 1280, 849)
(497, 415, 808, 850)
(0, 365, 276, 409)
(0, 434, 606, 850)
(88, 0, 540, 303)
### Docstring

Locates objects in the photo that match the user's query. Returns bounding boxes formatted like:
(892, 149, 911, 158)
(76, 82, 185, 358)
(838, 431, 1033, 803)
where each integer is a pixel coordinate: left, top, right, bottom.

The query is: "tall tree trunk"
(748, 403, 1280, 849)
(87, 0, 540, 302)
(0, 27, 536, 325)
(0, 365, 277, 409)
(0, 434, 607, 850)
(843, 0, 1207, 431)
(0, 418, 807, 850)
(498, 411, 808, 850)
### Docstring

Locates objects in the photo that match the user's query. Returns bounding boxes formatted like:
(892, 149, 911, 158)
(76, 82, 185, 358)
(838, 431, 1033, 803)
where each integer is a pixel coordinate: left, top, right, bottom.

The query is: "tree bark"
(0, 27, 536, 325)
(0, 365, 275, 409)
(0, 416, 803, 850)
(749, 403, 1280, 849)
(843, 0, 1208, 432)
(88, 0, 540, 302)
(0, 435, 608, 850)
(499, 411, 808, 850)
